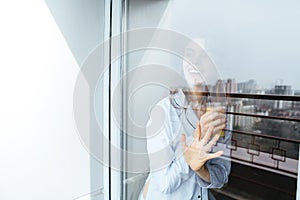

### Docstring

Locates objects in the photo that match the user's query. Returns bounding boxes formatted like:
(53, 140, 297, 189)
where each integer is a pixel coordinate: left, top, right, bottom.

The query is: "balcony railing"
(177, 90, 300, 178)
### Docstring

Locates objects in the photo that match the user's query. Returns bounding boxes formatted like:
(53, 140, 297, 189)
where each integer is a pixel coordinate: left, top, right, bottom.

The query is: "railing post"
(297, 144, 300, 200)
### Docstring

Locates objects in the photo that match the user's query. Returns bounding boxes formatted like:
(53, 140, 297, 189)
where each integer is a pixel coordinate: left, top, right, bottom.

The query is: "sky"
(170, 0, 300, 89)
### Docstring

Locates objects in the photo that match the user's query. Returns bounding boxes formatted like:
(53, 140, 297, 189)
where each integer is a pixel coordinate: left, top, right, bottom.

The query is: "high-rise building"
(273, 85, 292, 109)
(226, 78, 237, 93)
(237, 80, 257, 93)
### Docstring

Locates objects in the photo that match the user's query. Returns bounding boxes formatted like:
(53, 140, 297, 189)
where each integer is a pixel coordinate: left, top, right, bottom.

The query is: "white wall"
(0, 1, 91, 199)
(44, 0, 107, 194)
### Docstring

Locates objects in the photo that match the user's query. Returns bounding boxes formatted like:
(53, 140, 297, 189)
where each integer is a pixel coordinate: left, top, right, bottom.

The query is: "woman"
(139, 39, 231, 200)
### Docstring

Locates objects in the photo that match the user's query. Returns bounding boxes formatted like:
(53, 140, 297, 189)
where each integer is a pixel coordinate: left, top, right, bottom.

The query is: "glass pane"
(123, 0, 300, 200)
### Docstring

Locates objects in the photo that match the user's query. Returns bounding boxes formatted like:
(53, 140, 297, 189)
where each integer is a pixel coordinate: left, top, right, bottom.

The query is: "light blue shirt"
(139, 97, 231, 200)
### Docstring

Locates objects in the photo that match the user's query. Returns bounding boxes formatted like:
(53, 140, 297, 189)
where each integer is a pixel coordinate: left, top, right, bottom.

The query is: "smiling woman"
(134, 38, 230, 200)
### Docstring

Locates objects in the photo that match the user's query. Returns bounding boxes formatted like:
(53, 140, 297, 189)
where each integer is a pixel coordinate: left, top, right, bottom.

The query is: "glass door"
(120, 0, 300, 200)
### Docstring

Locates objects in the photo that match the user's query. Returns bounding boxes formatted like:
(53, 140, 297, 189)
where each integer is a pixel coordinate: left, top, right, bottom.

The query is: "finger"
(197, 122, 201, 140)
(208, 117, 226, 127)
(200, 126, 214, 145)
(203, 133, 221, 152)
(202, 108, 225, 117)
(202, 107, 225, 120)
(201, 112, 220, 125)
(212, 123, 226, 136)
(200, 125, 209, 139)
(210, 107, 225, 113)
(210, 133, 221, 146)
(193, 122, 201, 141)
(201, 114, 225, 132)
(209, 112, 225, 121)
(200, 112, 217, 125)
(202, 123, 226, 141)
(206, 151, 224, 160)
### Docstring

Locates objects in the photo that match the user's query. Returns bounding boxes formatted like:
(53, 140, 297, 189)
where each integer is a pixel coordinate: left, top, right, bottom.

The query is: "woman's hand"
(181, 108, 226, 182)
(181, 123, 223, 171)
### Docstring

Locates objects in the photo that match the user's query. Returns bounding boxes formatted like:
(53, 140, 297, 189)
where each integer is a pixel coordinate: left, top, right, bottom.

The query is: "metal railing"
(174, 89, 300, 177)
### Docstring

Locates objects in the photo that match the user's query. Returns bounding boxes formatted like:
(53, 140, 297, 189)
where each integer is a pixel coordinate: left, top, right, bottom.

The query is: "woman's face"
(183, 40, 211, 89)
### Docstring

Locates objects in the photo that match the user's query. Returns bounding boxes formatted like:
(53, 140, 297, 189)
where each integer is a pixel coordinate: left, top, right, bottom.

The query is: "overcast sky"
(170, 0, 300, 89)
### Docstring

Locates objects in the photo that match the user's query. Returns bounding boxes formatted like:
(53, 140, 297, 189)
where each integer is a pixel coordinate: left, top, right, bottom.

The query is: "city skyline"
(223, 77, 300, 91)
(220, 78, 300, 92)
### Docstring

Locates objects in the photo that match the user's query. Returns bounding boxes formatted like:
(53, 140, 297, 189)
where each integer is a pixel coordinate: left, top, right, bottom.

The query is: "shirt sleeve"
(146, 100, 194, 194)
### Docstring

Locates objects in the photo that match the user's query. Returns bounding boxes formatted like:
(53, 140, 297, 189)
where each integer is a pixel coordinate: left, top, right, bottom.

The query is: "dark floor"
(211, 162, 297, 200)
